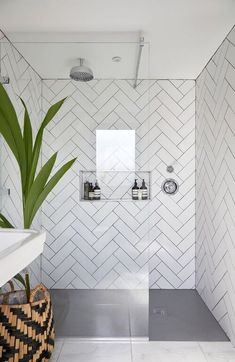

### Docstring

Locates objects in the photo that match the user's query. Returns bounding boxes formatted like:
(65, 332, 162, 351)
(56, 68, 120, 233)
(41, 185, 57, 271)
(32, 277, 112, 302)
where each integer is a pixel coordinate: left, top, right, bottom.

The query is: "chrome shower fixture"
(0, 75, 10, 84)
(133, 36, 144, 89)
(162, 179, 179, 195)
(166, 165, 174, 173)
(70, 58, 94, 82)
(112, 56, 122, 62)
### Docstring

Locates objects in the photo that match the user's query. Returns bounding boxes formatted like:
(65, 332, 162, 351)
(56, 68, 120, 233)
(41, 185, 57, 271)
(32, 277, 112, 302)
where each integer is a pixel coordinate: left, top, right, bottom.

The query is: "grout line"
(197, 341, 209, 362)
(127, 301, 134, 362)
(53, 338, 65, 362)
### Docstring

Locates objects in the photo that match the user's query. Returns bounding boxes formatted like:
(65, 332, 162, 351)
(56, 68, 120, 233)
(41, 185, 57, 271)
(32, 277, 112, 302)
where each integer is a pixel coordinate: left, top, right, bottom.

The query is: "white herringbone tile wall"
(42, 79, 196, 289)
(196, 26, 235, 344)
(0, 34, 42, 286)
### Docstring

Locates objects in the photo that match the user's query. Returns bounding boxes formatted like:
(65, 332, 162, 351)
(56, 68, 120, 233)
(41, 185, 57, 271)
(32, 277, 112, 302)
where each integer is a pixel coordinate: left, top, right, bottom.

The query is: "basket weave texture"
(0, 284, 54, 362)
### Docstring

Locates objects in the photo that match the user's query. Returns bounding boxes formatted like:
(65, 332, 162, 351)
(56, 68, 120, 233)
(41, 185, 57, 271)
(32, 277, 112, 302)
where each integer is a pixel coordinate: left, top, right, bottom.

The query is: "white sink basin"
(0, 229, 46, 287)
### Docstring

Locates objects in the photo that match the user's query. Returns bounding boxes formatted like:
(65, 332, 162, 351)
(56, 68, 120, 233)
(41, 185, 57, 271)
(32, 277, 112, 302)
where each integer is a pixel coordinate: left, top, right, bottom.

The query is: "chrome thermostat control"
(161, 179, 179, 195)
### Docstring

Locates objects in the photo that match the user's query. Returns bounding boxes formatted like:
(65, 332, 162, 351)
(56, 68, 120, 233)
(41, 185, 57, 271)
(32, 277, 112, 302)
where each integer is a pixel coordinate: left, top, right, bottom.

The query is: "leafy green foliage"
(0, 83, 76, 228)
(0, 213, 14, 228)
(25, 157, 76, 228)
(14, 273, 31, 302)
(26, 98, 66, 196)
(21, 98, 33, 178)
(14, 273, 26, 288)
(0, 85, 27, 190)
(0, 83, 77, 297)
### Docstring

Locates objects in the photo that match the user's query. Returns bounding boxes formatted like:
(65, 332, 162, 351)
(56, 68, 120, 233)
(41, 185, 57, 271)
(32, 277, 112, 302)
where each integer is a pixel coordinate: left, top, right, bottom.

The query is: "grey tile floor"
(149, 290, 228, 341)
(51, 289, 228, 341)
(51, 289, 148, 337)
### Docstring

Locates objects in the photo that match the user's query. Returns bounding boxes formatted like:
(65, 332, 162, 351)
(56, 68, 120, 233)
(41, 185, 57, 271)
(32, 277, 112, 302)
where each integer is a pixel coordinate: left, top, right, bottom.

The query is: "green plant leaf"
(27, 98, 66, 194)
(0, 84, 26, 188)
(0, 89, 75, 299)
(0, 213, 14, 228)
(27, 158, 76, 227)
(21, 98, 33, 179)
(14, 273, 26, 288)
(25, 273, 30, 303)
(7, 280, 14, 292)
(0, 108, 21, 163)
(24, 153, 58, 226)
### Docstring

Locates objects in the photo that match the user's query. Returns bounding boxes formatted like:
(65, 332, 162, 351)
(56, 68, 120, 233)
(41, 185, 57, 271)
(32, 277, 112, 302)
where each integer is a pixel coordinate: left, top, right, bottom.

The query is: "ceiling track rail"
(133, 36, 144, 89)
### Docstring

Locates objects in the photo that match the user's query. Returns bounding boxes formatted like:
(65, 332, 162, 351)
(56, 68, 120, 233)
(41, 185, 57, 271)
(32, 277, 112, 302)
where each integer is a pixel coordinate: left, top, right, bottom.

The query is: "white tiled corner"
(196, 25, 235, 345)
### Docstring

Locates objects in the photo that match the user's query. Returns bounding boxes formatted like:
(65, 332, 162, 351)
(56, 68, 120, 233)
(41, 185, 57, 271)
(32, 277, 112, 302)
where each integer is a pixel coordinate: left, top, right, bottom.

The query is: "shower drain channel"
(152, 307, 167, 317)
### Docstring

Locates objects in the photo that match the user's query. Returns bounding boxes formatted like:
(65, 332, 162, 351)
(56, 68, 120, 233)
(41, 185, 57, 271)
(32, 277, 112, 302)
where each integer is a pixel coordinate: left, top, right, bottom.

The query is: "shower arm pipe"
(133, 36, 144, 89)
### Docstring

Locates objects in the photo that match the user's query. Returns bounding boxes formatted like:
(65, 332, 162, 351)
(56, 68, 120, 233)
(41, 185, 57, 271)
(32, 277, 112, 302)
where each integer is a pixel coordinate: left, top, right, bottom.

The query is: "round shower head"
(70, 58, 94, 82)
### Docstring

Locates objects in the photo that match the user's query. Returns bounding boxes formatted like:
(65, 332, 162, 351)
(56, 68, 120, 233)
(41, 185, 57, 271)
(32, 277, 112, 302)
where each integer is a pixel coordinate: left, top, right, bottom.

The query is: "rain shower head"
(70, 58, 93, 82)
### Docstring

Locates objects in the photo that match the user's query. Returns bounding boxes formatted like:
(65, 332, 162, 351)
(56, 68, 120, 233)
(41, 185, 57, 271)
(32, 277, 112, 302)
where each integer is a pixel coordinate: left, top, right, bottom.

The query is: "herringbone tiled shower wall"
(0, 33, 42, 286)
(0, 31, 196, 291)
(41, 79, 196, 289)
(196, 26, 235, 344)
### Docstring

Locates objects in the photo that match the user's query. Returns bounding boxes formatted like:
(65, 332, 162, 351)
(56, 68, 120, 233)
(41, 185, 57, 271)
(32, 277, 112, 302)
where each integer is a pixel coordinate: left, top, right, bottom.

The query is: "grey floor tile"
(51, 289, 228, 341)
(51, 289, 148, 338)
(149, 290, 229, 341)
(129, 303, 148, 337)
(55, 303, 130, 337)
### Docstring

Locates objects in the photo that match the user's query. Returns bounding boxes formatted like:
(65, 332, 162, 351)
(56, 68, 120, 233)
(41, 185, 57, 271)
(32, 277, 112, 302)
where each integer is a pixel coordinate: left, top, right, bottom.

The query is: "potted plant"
(0, 83, 76, 361)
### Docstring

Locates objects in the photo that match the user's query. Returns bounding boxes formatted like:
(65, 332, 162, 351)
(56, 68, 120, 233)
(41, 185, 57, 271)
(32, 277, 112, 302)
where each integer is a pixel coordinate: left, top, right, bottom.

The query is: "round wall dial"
(161, 179, 179, 195)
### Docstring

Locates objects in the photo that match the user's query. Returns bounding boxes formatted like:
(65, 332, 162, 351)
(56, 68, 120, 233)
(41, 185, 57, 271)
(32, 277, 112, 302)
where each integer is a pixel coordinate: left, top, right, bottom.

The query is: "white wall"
(196, 26, 235, 344)
(41, 79, 195, 289)
(0, 33, 42, 286)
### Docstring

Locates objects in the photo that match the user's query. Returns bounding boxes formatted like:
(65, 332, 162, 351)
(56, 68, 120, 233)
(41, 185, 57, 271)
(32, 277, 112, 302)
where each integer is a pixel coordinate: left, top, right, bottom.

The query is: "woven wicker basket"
(0, 284, 55, 361)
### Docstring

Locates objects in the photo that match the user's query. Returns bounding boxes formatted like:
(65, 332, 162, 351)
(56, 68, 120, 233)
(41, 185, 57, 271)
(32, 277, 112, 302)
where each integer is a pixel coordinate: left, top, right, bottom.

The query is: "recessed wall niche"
(80, 130, 151, 201)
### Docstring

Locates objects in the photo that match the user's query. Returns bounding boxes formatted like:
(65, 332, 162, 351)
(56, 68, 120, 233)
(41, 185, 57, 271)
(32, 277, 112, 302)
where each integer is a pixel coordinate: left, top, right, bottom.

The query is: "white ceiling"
(0, 0, 235, 79)
(1, 32, 150, 80)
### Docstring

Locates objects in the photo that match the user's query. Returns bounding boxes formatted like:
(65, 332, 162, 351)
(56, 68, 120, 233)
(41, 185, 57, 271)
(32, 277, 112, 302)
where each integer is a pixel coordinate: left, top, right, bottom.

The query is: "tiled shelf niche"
(79, 170, 151, 202)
